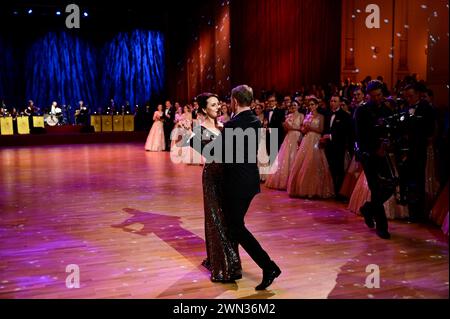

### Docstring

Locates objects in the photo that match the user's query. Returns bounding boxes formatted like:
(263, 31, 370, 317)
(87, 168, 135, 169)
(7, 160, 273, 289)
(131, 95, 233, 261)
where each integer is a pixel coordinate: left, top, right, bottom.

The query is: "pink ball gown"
(266, 112, 304, 190)
(339, 155, 363, 198)
(287, 113, 334, 199)
(348, 171, 409, 220)
(145, 111, 165, 152)
(442, 213, 449, 236)
(430, 182, 449, 227)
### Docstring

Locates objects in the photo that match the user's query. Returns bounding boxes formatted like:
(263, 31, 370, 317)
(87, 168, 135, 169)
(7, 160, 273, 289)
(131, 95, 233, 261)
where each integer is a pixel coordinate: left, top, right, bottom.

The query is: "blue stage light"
(83, 12, 88, 17)
(28, 9, 33, 14)
(56, 11, 61, 16)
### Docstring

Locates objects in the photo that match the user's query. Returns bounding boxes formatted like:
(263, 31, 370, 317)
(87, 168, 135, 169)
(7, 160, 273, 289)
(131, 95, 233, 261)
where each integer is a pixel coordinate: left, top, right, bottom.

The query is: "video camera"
(375, 103, 420, 206)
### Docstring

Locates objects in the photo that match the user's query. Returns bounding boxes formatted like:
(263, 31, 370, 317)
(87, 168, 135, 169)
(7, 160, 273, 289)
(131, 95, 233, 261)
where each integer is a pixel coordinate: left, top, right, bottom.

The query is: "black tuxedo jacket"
(264, 108, 286, 149)
(222, 110, 261, 199)
(265, 108, 285, 130)
(163, 107, 176, 127)
(324, 108, 353, 155)
(406, 100, 435, 148)
(186, 110, 261, 199)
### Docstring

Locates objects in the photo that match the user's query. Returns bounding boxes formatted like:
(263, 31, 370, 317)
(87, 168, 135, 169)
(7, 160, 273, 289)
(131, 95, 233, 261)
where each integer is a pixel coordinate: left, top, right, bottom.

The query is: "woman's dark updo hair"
(196, 93, 219, 115)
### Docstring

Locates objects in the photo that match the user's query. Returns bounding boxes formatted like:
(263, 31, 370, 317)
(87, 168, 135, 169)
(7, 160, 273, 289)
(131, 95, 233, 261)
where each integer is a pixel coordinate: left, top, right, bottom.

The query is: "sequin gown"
(194, 126, 242, 281)
(266, 112, 304, 190)
(287, 114, 334, 198)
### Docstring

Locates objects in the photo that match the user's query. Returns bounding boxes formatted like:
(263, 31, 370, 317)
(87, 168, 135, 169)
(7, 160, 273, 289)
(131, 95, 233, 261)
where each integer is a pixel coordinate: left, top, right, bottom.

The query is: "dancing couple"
(181, 85, 281, 290)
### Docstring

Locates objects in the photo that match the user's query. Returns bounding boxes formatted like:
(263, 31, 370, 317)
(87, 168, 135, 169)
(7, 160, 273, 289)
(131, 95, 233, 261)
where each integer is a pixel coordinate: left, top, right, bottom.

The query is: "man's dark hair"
(404, 83, 418, 93)
(330, 94, 342, 102)
(353, 86, 365, 94)
(415, 81, 428, 93)
(366, 80, 384, 93)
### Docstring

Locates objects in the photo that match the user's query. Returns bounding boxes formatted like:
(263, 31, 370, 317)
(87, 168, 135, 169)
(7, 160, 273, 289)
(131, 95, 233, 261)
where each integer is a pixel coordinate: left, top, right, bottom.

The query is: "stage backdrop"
(1, 29, 165, 117)
(230, 0, 342, 97)
(169, 0, 342, 102)
(0, 36, 18, 106)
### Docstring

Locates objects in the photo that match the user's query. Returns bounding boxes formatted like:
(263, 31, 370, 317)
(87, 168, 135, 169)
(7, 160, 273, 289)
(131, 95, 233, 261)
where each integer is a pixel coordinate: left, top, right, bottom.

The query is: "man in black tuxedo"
(265, 94, 285, 158)
(191, 100, 199, 120)
(354, 80, 394, 239)
(222, 85, 281, 290)
(321, 94, 353, 198)
(403, 84, 435, 222)
(163, 100, 176, 151)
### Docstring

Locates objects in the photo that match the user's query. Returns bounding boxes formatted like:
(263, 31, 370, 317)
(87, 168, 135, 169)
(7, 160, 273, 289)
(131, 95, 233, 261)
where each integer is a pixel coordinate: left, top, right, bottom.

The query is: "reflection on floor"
(0, 143, 448, 299)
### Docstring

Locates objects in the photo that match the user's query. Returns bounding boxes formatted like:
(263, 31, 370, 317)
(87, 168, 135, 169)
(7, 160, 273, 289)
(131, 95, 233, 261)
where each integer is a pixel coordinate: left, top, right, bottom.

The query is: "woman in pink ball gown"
(145, 104, 166, 152)
(266, 101, 304, 190)
(287, 97, 334, 199)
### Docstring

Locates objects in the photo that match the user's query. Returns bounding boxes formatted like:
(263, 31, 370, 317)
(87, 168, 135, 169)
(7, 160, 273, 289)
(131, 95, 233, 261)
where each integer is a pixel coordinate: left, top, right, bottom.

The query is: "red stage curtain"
(230, 0, 342, 96)
(170, 1, 231, 103)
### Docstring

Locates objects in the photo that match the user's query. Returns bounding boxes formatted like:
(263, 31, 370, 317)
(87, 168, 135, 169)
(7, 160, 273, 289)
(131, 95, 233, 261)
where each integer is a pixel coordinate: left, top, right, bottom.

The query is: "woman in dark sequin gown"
(185, 93, 242, 282)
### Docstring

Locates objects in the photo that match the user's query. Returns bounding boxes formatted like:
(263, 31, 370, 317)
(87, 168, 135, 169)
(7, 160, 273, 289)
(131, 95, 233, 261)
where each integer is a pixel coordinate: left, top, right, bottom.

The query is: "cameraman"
(403, 84, 435, 222)
(354, 80, 394, 239)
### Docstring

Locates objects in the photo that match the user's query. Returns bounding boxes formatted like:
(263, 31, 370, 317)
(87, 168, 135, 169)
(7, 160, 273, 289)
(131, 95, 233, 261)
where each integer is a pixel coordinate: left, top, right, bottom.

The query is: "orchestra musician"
(24, 100, 40, 129)
(24, 100, 39, 117)
(49, 101, 63, 125)
(75, 100, 89, 126)
(0, 99, 8, 117)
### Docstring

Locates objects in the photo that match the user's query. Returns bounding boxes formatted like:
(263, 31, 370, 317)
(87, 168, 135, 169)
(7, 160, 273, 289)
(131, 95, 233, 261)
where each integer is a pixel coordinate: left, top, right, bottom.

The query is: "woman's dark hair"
(196, 93, 219, 115)
(221, 103, 231, 115)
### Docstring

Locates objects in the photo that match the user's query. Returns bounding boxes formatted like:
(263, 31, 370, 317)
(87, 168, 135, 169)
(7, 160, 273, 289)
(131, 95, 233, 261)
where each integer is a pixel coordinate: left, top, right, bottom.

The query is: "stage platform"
(0, 126, 148, 147)
(0, 143, 448, 299)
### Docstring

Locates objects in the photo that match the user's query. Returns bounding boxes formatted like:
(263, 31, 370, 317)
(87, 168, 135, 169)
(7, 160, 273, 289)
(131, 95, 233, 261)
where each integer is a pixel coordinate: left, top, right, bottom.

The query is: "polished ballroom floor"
(0, 143, 448, 299)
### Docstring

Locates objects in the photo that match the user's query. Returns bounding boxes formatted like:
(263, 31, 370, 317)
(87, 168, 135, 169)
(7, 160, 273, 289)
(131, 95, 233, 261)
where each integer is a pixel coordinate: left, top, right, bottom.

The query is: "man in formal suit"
(350, 87, 366, 117)
(163, 100, 176, 151)
(191, 100, 199, 120)
(403, 84, 435, 222)
(321, 94, 353, 198)
(222, 85, 281, 290)
(265, 94, 285, 158)
(354, 80, 394, 239)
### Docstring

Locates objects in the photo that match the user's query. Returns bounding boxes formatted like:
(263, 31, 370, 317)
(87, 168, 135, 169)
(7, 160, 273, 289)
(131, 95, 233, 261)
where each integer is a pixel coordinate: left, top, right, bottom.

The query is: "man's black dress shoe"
(255, 263, 281, 290)
(360, 205, 375, 229)
(376, 229, 391, 240)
